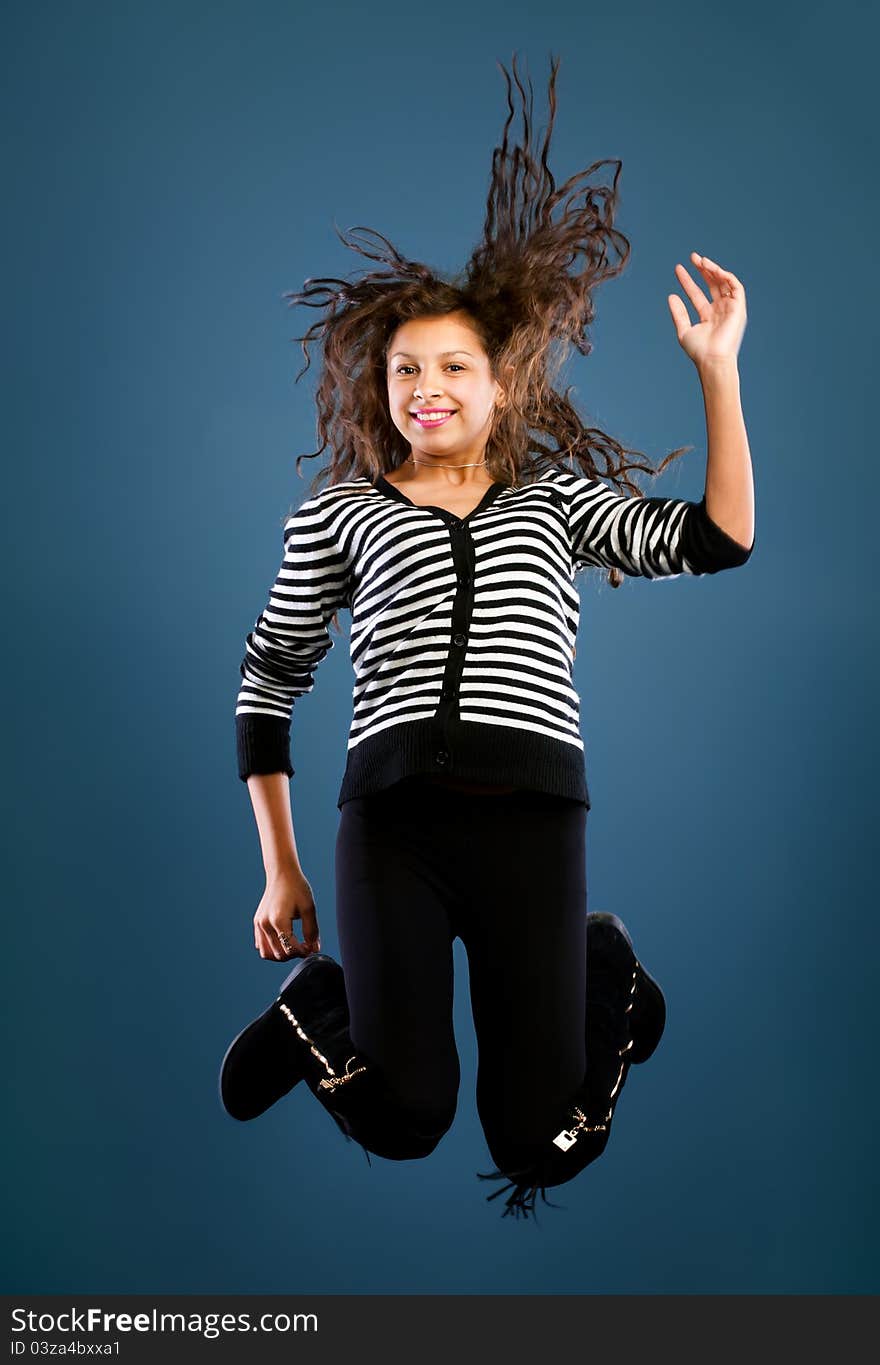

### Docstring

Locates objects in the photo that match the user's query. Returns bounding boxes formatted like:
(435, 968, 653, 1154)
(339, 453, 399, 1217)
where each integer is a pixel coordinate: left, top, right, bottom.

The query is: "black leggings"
(334, 775, 589, 1175)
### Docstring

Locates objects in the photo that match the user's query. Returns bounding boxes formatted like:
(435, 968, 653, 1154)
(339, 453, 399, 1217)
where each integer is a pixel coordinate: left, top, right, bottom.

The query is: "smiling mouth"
(411, 411, 457, 426)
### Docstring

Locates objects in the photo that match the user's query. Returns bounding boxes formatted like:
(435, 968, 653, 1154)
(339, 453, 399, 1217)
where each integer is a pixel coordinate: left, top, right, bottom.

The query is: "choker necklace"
(407, 455, 488, 470)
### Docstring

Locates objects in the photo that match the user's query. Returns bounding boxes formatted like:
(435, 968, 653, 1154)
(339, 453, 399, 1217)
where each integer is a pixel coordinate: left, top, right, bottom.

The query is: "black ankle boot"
(475, 913, 667, 1223)
(476, 1086, 614, 1223)
(274, 953, 373, 1126)
(219, 961, 312, 1121)
(219, 952, 373, 1127)
(583, 910, 666, 1126)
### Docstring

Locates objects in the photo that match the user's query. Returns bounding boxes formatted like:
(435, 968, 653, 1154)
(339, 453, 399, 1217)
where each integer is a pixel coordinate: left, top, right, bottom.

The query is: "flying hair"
(279, 51, 693, 595)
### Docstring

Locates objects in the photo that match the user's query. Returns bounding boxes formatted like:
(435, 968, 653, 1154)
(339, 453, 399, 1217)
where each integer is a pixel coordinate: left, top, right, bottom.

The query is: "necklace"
(408, 455, 488, 470)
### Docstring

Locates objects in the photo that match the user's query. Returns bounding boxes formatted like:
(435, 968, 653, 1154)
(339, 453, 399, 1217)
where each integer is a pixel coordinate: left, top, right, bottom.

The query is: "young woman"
(219, 53, 755, 1222)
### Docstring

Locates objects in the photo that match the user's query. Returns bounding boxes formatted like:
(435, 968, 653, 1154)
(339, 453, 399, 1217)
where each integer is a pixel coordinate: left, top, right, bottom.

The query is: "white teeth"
(414, 412, 454, 423)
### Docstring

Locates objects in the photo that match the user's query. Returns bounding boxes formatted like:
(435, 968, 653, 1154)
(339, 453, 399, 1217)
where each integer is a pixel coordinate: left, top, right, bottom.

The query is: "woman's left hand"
(667, 251, 747, 368)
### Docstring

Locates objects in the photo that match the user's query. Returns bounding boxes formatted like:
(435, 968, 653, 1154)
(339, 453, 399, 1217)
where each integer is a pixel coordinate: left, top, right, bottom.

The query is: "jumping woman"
(219, 53, 755, 1222)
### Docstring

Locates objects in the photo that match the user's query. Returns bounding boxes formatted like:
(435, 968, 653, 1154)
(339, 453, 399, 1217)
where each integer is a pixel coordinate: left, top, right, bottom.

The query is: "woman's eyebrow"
(389, 350, 475, 360)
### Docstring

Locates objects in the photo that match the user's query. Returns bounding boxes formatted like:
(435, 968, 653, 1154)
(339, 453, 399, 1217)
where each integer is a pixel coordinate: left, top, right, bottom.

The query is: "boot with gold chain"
(476, 911, 667, 1221)
(219, 952, 373, 1138)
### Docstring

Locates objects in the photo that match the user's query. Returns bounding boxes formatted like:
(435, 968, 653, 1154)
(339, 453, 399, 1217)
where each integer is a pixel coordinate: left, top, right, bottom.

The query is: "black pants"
(334, 775, 589, 1175)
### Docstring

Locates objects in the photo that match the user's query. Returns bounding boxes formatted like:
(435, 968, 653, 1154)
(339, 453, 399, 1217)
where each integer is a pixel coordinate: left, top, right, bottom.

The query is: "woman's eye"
(394, 363, 465, 375)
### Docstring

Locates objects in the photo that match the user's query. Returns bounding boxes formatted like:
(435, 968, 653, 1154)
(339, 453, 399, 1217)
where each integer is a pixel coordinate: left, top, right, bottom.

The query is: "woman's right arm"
(235, 492, 351, 960)
(246, 772, 321, 962)
(235, 493, 351, 782)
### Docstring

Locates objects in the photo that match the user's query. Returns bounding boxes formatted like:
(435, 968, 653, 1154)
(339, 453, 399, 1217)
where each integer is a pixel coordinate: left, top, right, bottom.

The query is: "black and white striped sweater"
(235, 467, 753, 809)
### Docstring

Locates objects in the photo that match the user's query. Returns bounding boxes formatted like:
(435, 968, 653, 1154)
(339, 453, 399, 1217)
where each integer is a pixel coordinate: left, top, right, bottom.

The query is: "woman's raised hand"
(667, 251, 747, 368)
(253, 868, 321, 961)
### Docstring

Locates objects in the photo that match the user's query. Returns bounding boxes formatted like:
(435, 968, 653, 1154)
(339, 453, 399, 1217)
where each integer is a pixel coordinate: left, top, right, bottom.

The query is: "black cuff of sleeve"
(681, 497, 754, 574)
(236, 715, 294, 782)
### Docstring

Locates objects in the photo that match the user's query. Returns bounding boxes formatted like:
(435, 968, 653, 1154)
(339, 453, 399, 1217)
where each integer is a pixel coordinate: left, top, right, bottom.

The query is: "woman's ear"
(494, 374, 509, 408)
(496, 362, 515, 407)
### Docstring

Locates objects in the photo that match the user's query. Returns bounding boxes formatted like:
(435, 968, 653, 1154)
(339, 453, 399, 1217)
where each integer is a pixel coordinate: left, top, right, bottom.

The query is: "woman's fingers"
(692, 252, 743, 302)
(254, 915, 298, 960)
(673, 252, 743, 326)
(272, 921, 299, 959)
(251, 879, 320, 959)
(300, 906, 320, 953)
(689, 251, 721, 302)
(674, 259, 712, 317)
(255, 920, 285, 960)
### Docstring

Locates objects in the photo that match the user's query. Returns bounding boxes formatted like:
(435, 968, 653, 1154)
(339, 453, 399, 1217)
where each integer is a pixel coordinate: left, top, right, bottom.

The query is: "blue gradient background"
(3, 0, 877, 1295)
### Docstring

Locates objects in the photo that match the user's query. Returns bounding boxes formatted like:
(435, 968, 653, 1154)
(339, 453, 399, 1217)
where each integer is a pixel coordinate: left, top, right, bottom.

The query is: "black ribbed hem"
(682, 498, 754, 573)
(235, 714, 294, 782)
(336, 717, 590, 810)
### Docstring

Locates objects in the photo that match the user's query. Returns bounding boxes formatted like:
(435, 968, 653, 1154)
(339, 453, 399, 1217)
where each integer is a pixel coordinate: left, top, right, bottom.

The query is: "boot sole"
(587, 912, 666, 1065)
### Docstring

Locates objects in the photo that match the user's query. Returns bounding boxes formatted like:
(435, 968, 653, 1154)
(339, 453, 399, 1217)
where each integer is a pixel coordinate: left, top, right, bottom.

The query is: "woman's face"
(386, 312, 505, 472)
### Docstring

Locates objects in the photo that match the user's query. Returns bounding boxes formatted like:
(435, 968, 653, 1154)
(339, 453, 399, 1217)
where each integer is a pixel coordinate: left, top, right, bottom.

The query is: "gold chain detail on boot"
(553, 1104, 609, 1151)
(319, 1055, 370, 1092)
(553, 965, 639, 1152)
(277, 1001, 368, 1092)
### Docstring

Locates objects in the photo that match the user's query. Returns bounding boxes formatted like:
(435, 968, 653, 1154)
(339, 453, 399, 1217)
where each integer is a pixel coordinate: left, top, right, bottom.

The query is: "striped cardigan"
(235, 468, 753, 808)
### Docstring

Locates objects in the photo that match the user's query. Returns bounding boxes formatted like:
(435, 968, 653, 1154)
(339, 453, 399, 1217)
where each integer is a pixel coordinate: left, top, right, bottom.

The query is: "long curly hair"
(280, 51, 692, 606)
